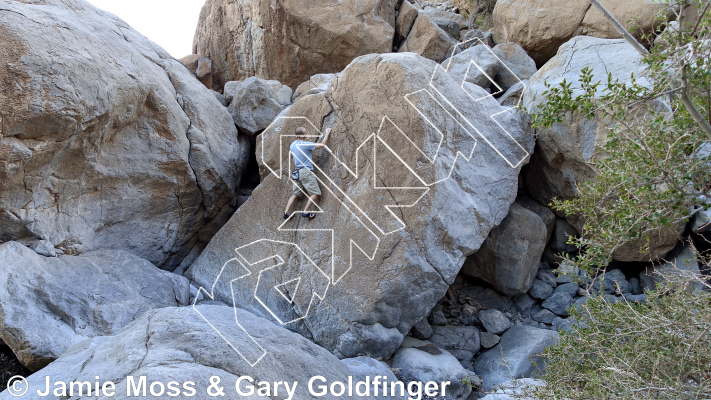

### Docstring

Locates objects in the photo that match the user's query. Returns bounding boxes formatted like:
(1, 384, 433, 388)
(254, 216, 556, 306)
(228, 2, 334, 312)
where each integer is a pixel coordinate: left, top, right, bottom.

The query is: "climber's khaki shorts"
(292, 168, 321, 197)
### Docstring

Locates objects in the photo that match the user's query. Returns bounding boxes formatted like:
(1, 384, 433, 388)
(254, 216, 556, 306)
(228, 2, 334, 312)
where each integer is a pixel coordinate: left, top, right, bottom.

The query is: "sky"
(86, 0, 205, 59)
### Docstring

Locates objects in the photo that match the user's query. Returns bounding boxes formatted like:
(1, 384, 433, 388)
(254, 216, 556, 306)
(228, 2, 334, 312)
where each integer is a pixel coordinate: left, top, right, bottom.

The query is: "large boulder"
(493, 0, 668, 66)
(399, 12, 458, 62)
(224, 77, 293, 134)
(0, 0, 250, 270)
(474, 326, 559, 390)
(0, 242, 190, 371)
(0, 306, 396, 400)
(522, 36, 680, 262)
(461, 203, 547, 296)
(187, 52, 534, 359)
(193, 0, 398, 89)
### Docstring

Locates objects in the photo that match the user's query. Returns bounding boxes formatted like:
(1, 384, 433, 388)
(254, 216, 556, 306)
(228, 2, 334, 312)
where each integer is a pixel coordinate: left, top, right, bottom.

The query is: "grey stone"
(542, 293, 574, 317)
(411, 318, 434, 340)
(474, 326, 559, 390)
(341, 357, 407, 400)
(629, 277, 644, 295)
(603, 269, 630, 294)
(528, 279, 553, 300)
(224, 77, 293, 134)
(1, 305, 391, 400)
(29, 240, 58, 257)
(552, 318, 574, 333)
(392, 344, 472, 399)
(461, 29, 495, 48)
(498, 80, 528, 107)
(429, 310, 449, 326)
(691, 207, 711, 233)
(430, 325, 481, 361)
(515, 196, 556, 244)
(478, 378, 544, 400)
(554, 282, 579, 297)
(551, 219, 579, 254)
(532, 309, 557, 325)
(335, 322, 404, 360)
(512, 293, 535, 316)
(480, 332, 500, 349)
(624, 294, 648, 303)
(443, 45, 500, 90)
(492, 42, 537, 92)
(479, 310, 513, 335)
(0, 0, 250, 270)
(462, 203, 547, 296)
(536, 270, 557, 287)
(0, 242, 190, 371)
(458, 286, 515, 314)
(210, 89, 228, 107)
(187, 52, 533, 359)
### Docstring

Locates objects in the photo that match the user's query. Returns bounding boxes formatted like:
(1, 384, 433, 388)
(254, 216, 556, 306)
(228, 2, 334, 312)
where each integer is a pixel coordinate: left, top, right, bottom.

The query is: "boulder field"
(0, 0, 698, 398)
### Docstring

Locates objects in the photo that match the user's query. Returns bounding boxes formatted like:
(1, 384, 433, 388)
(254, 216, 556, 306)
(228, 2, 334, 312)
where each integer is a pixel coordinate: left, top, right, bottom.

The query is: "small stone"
(513, 293, 534, 316)
(554, 282, 579, 297)
(529, 279, 553, 300)
(536, 270, 557, 287)
(552, 317, 573, 333)
(462, 304, 477, 317)
(30, 240, 58, 257)
(478, 309, 514, 335)
(542, 292, 574, 317)
(629, 277, 643, 295)
(479, 332, 500, 349)
(411, 318, 434, 340)
(428, 310, 448, 326)
(533, 309, 557, 324)
(624, 294, 647, 303)
(603, 269, 630, 294)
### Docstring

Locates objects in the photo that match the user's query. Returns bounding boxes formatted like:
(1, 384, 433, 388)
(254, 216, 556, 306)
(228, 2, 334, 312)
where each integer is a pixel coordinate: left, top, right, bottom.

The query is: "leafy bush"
(530, 0, 711, 271)
(526, 273, 711, 400)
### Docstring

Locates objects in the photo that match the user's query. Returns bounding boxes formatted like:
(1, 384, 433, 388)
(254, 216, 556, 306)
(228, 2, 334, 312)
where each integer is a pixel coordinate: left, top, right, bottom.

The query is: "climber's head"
(296, 127, 307, 139)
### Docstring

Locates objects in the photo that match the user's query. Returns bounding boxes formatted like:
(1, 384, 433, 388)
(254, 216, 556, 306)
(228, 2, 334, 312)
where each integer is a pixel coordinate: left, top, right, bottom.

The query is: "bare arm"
(314, 128, 332, 149)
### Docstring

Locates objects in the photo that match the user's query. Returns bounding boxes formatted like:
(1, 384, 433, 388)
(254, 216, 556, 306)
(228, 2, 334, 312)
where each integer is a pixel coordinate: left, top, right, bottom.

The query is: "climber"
(283, 126, 332, 220)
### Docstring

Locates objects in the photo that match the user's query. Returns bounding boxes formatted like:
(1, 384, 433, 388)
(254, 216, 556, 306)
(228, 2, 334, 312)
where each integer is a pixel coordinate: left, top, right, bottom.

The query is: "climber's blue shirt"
(290, 140, 318, 171)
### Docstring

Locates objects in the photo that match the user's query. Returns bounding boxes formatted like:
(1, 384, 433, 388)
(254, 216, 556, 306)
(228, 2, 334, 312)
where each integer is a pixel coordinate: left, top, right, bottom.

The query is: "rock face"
(187, 52, 534, 359)
(493, 0, 668, 65)
(474, 326, 559, 390)
(522, 36, 679, 262)
(224, 77, 293, 134)
(0, 242, 190, 371)
(0, 306, 392, 400)
(0, 0, 250, 270)
(462, 203, 547, 296)
(193, 0, 397, 89)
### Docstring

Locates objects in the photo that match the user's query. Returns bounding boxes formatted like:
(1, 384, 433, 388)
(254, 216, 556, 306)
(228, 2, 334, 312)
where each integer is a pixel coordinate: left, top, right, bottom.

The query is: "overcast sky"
(87, 0, 205, 58)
